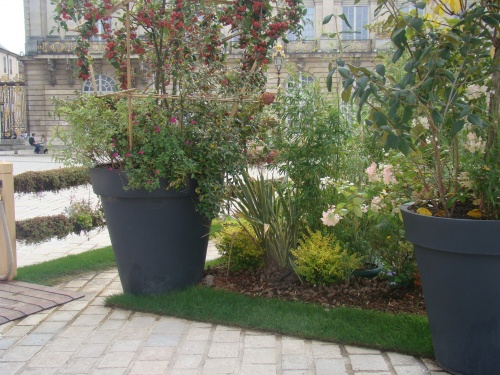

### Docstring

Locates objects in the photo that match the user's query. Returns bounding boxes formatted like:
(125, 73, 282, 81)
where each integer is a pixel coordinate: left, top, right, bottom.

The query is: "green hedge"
(14, 166, 90, 194)
(13, 166, 104, 244)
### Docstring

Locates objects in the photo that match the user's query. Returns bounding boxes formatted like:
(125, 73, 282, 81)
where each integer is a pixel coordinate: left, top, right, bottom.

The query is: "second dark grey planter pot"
(401, 204, 500, 375)
(90, 168, 211, 295)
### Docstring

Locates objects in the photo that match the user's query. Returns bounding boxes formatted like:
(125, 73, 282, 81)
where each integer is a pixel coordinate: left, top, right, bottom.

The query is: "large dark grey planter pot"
(90, 168, 211, 295)
(401, 204, 500, 375)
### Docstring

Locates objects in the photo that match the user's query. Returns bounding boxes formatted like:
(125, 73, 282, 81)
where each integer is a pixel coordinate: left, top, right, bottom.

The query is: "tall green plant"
(231, 171, 301, 269)
(267, 79, 347, 229)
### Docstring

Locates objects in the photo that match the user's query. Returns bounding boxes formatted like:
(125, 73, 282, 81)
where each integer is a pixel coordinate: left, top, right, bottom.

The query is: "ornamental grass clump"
(325, 0, 500, 219)
(50, 0, 304, 220)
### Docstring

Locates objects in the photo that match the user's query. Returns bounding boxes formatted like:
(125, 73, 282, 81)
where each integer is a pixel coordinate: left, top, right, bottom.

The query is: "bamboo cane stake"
(227, 60, 258, 123)
(126, 3, 133, 151)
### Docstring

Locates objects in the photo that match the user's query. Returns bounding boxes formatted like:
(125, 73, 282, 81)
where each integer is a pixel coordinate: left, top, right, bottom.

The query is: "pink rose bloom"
(382, 165, 397, 185)
(112, 152, 118, 158)
(169, 117, 177, 123)
(365, 162, 379, 182)
(138, 150, 144, 155)
(125, 153, 131, 158)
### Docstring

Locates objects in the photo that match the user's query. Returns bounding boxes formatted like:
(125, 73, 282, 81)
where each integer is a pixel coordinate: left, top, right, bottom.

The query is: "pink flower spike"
(190, 120, 196, 125)
(112, 152, 119, 158)
(138, 150, 144, 155)
(185, 140, 190, 145)
(125, 153, 131, 157)
(155, 169, 160, 175)
(169, 117, 177, 123)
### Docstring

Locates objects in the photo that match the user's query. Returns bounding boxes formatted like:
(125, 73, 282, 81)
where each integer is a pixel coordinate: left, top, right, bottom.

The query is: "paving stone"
(74, 343, 108, 358)
(178, 341, 207, 355)
(349, 354, 390, 372)
(282, 354, 309, 370)
(45, 310, 79, 322)
(186, 327, 211, 341)
(109, 339, 142, 352)
(242, 348, 277, 364)
(129, 360, 169, 374)
(18, 333, 53, 346)
(315, 358, 347, 375)
(311, 342, 342, 359)
(72, 313, 106, 326)
(394, 365, 431, 375)
(137, 347, 175, 361)
(387, 352, 422, 366)
(98, 351, 135, 368)
(0, 361, 24, 375)
(212, 329, 241, 342)
(28, 350, 73, 368)
(202, 357, 237, 374)
(244, 334, 276, 348)
(145, 333, 181, 347)
(208, 342, 240, 358)
(172, 354, 203, 369)
(0, 337, 18, 350)
(32, 321, 67, 334)
(240, 363, 277, 375)
(282, 338, 306, 354)
(345, 345, 381, 354)
(0, 345, 42, 361)
(59, 357, 98, 373)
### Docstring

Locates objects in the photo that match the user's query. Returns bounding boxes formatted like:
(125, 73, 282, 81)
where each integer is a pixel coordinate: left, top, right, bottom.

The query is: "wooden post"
(0, 162, 16, 280)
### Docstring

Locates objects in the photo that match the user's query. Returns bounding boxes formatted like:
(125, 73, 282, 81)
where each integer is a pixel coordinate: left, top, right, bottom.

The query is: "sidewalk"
(0, 153, 449, 374)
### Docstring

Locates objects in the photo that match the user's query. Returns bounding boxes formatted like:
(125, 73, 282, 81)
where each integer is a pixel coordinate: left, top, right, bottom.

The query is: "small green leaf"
(451, 120, 465, 137)
(409, 18, 424, 31)
(375, 64, 385, 77)
(352, 205, 363, 218)
(385, 132, 400, 150)
(467, 114, 485, 127)
(352, 197, 364, 206)
(339, 14, 352, 29)
(342, 86, 352, 102)
(431, 109, 444, 124)
(373, 111, 388, 127)
(323, 14, 334, 25)
(326, 68, 336, 92)
(415, 2, 426, 9)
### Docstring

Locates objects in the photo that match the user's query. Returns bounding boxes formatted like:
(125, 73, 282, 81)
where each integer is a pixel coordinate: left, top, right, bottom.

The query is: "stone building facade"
(23, 0, 393, 137)
(0, 45, 25, 136)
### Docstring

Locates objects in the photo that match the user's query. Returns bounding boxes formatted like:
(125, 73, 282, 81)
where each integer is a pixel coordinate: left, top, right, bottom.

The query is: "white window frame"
(288, 7, 315, 41)
(342, 6, 369, 40)
(83, 74, 117, 94)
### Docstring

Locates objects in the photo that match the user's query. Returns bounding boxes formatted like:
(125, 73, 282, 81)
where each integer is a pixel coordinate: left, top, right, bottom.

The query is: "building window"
(90, 18, 113, 42)
(288, 7, 315, 41)
(83, 74, 117, 94)
(342, 6, 369, 40)
(3, 57, 6, 73)
(287, 72, 315, 89)
(9, 59, 12, 74)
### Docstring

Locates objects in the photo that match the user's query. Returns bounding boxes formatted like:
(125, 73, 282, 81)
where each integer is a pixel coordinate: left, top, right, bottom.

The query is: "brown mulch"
(202, 265, 426, 315)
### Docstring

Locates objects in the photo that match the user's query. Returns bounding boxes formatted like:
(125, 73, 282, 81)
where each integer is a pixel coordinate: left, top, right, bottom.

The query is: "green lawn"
(16, 245, 433, 358)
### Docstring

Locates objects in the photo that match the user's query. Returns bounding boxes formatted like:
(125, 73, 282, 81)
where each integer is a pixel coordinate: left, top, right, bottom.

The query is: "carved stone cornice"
(37, 40, 106, 55)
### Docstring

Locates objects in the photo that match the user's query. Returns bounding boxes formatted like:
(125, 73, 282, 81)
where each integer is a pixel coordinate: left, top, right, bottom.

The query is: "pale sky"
(0, 0, 26, 55)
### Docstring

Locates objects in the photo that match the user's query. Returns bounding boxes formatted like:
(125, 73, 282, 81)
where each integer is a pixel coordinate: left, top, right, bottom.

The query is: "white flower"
(321, 209, 342, 227)
(465, 84, 488, 100)
(464, 132, 486, 154)
(370, 196, 386, 212)
(458, 172, 473, 189)
(413, 116, 430, 130)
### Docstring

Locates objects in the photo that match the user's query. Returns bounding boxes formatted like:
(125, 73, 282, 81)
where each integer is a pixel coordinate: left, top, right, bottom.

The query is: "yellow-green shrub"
(291, 229, 361, 285)
(213, 221, 264, 271)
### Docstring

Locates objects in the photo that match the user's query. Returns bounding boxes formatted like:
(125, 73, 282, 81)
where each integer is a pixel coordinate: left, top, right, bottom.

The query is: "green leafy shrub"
(291, 229, 361, 285)
(213, 221, 264, 271)
(16, 214, 74, 244)
(65, 199, 105, 235)
(16, 200, 105, 245)
(14, 167, 90, 194)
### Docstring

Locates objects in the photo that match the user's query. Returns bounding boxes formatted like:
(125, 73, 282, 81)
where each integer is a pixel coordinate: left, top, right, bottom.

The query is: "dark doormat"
(0, 280, 84, 325)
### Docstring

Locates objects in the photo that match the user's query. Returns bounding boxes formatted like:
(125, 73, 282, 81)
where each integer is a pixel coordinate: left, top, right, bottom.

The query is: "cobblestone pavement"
(0, 152, 450, 374)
